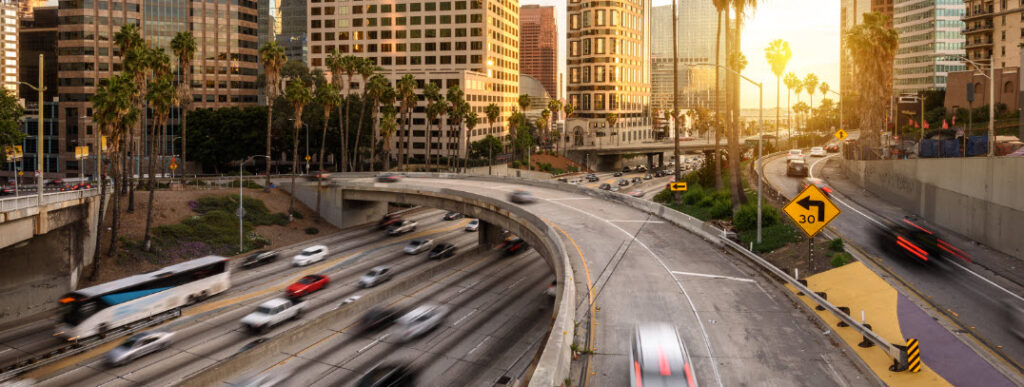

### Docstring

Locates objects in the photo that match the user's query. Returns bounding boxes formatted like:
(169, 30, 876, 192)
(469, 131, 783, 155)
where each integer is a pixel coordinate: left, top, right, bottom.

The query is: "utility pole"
(18, 55, 47, 202)
(671, 0, 681, 186)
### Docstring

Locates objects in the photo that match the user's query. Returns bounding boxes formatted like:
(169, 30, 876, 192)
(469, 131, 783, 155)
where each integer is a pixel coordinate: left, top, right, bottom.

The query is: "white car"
(359, 266, 393, 288)
(786, 149, 804, 161)
(388, 220, 418, 236)
(292, 245, 328, 266)
(404, 239, 434, 255)
(397, 304, 450, 342)
(809, 146, 827, 157)
(105, 330, 175, 367)
(240, 298, 306, 334)
(465, 219, 479, 232)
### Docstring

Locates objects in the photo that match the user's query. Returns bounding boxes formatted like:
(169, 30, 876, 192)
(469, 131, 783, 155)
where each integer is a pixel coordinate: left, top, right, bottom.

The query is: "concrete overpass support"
(478, 221, 505, 249)
(280, 181, 388, 229)
(647, 153, 654, 170)
(595, 154, 622, 171)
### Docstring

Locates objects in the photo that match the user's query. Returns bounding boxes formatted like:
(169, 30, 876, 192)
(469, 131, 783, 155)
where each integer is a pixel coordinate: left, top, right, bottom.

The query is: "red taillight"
(896, 236, 929, 261)
(657, 347, 672, 376)
(823, 187, 832, 194)
(938, 239, 972, 263)
(635, 361, 643, 387)
(684, 362, 696, 387)
(902, 219, 932, 235)
(59, 297, 76, 304)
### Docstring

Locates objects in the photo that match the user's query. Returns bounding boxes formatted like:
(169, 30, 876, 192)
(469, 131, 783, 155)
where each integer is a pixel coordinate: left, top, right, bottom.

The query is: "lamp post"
(19, 54, 45, 204)
(239, 155, 269, 252)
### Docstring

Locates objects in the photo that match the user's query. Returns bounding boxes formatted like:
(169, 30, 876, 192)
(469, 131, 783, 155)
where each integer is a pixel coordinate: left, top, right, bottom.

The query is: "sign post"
(783, 185, 841, 270)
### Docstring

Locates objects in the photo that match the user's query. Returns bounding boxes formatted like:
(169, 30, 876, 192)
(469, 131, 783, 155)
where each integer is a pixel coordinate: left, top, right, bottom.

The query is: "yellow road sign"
(304, 155, 311, 162)
(669, 182, 687, 191)
(834, 129, 848, 141)
(169, 163, 178, 170)
(783, 184, 841, 237)
(17, 171, 22, 176)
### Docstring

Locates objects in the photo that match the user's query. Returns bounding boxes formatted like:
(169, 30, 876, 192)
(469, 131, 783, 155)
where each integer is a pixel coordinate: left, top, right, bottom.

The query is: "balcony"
(965, 39, 994, 49)
(963, 7, 994, 21)
(962, 24, 994, 34)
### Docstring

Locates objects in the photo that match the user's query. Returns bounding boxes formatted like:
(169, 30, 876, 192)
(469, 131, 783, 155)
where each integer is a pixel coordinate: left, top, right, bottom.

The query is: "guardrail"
(0, 188, 101, 213)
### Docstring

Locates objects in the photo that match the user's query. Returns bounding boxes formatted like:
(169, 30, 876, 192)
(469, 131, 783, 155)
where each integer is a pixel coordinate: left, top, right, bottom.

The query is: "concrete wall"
(841, 157, 1024, 258)
(277, 180, 387, 229)
(465, 164, 554, 180)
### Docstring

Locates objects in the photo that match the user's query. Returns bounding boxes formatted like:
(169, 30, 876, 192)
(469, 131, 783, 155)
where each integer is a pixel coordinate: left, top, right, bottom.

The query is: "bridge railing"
(0, 188, 100, 213)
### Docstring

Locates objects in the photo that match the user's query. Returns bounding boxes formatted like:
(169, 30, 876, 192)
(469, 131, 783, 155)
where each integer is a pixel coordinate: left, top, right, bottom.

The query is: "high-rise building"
(306, 0, 520, 161)
(0, 1, 16, 94)
(962, 0, 1022, 70)
(15, 0, 44, 21)
(871, 0, 894, 28)
(277, 0, 307, 64)
(520, 5, 557, 99)
(649, 2, 723, 116)
(55, 0, 260, 178)
(567, 0, 651, 147)
(893, 0, 965, 93)
(18, 5, 55, 102)
(840, 0, 870, 120)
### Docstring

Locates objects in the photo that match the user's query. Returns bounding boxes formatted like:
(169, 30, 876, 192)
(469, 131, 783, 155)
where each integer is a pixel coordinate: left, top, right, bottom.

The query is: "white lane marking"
(808, 154, 837, 179)
(467, 337, 490, 355)
(821, 353, 851, 387)
(357, 333, 389, 353)
(950, 261, 1024, 303)
(453, 309, 477, 326)
(545, 197, 593, 201)
(607, 220, 666, 224)
(544, 200, 725, 387)
(671, 271, 755, 283)
(825, 194, 888, 229)
(457, 280, 482, 294)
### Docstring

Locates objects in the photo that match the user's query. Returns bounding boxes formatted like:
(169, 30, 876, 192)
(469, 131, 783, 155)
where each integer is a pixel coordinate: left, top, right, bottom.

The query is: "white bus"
(55, 256, 231, 340)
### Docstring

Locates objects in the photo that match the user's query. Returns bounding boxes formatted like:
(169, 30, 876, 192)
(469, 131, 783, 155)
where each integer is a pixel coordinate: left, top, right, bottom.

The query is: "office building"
(945, 0, 1023, 115)
(520, 4, 557, 99)
(15, 0, 43, 21)
(18, 5, 55, 102)
(277, 0, 308, 64)
(872, 0, 894, 28)
(0, 1, 15, 94)
(567, 0, 652, 147)
(893, 0, 965, 93)
(649, 2, 723, 116)
(306, 0, 520, 160)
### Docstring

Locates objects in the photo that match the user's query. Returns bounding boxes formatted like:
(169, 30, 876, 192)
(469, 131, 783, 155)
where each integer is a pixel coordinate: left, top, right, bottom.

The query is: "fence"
(0, 188, 100, 213)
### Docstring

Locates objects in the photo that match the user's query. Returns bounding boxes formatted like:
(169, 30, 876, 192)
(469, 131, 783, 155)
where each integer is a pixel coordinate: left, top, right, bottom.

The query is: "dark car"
(45, 178, 64, 188)
(631, 177, 642, 184)
(622, 166, 632, 173)
(618, 179, 630, 186)
(0, 186, 14, 196)
(376, 173, 402, 183)
(557, 177, 569, 183)
(502, 236, 528, 255)
(428, 243, 457, 259)
(613, 171, 623, 177)
(825, 143, 840, 153)
(637, 166, 647, 172)
(598, 183, 612, 190)
(241, 250, 279, 269)
(587, 174, 599, 182)
(307, 173, 330, 181)
(875, 218, 955, 263)
(357, 364, 417, 387)
(443, 211, 464, 221)
(786, 159, 808, 177)
(643, 174, 653, 180)
(654, 171, 665, 178)
(799, 177, 832, 196)
(357, 308, 401, 333)
(377, 214, 403, 230)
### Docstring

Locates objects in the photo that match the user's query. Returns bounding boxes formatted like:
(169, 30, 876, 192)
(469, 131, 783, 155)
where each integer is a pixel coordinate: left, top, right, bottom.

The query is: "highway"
(763, 152, 1024, 383)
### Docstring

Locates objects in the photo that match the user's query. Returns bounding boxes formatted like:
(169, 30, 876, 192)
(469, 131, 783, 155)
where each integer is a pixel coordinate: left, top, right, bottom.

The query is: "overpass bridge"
(566, 138, 734, 170)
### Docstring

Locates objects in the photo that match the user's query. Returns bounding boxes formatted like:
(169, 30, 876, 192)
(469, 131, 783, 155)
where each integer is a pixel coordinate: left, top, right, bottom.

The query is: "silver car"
(403, 238, 434, 255)
(629, 323, 697, 387)
(465, 219, 479, 232)
(508, 190, 537, 204)
(359, 266, 393, 288)
(105, 330, 175, 367)
(388, 220, 418, 236)
(397, 304, 450, 342)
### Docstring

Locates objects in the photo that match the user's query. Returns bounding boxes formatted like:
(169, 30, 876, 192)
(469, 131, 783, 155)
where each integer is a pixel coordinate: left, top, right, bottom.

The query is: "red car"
(286, 274, 330, 298)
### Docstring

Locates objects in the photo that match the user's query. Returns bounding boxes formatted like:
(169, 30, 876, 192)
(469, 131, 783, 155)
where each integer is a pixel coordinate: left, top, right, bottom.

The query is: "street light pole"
(239, 155, 269, 252)
(19, 55, 45, 203)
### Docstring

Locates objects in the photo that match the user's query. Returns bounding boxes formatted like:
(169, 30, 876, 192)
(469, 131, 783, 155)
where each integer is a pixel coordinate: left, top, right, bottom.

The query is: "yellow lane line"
(545, 219, 597, 386)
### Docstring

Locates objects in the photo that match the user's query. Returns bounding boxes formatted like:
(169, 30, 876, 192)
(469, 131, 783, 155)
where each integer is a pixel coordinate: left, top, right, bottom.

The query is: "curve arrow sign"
(797, 196, 825, 221)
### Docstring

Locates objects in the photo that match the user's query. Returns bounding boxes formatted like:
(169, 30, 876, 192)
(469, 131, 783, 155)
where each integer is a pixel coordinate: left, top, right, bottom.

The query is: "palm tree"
(712, 0, 729, 190)
(396, 74, 417, 170)
(818, 82, 830, 112)
(547, 99, 562, 150)
(726, 49, 750, 209)
(115, 25, 145, 212)
(541, 108, 551, 147)
(380, 111, 398, 170)
(326, 50, 347, 171)
(765, 39, 791, 143)
(422, 82, 442, 170)
(259, 42, 286, 190)
(803, 73, 819, 132)
(563, 103, 575, 154)
(340, 56, 360, 171)
(485, 103, 500, 173)
(314, 82, 340, 217)
(170, 31, 195, 178)
(845, 12, 897, 150)
(464, 111, 478, 171)
(91, 73, 136, 265)
(351, 58, 379, 171)
(783, 72, 801, 144)
(142, 51, 175, 252)
(518, 94, 531, 112)
(365, 75, 391, 172)
(446, 86, 466, 169)
(285, 78, 312, 217)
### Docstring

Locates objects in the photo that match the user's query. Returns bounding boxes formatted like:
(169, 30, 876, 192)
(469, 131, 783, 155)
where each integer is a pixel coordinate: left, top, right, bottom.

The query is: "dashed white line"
(671, 271, 755, 283)
(453, 309, 477, 326)
(357, 333, 389, 353)
(467, 337, 490, 355)
(607, 220, 666, 224)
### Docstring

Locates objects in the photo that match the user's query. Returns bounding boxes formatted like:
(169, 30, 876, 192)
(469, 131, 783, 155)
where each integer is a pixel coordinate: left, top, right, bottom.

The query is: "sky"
(523, 0, 841, 110)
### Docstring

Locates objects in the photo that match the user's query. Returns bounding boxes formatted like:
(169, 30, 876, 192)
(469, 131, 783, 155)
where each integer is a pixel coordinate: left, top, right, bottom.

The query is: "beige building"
(306, 0, 520, 160)
(566, 0, 652, 147)
(963, 0, 1022, 70)
(1, 1, 15, 94)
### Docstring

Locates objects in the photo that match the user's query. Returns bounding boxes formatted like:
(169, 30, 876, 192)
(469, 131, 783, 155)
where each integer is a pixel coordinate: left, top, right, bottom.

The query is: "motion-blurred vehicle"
(613, 171, 623, 177)
(631, 177, 642, 184)
(643, 174, 653, 180)
(1007, 300, 1024, 340)
(443, 211, 464, 220)
(0, 185, 15, 196)
(874, 218, 966, 263)
(622, 166, 632, 173)
(46, 178, 65, 188)
(357, 363, 417, 387)
(587, 174, 600, 182)
(610, 185, 620, 192)
(637, 165, 648, 172)
(241, 250, 279, 269)
(629, 190, 644, 198)
(292, 245, 328, 266)
(105, 330, 175, 367)
(618, 179, 630, 186)
(786, 159, 808, 177)
(428, 243, 457, 259)
(61, 182, 93, 191)
(377, 214, 403, 230)
(503, 236, 528, 255)
(809, 146, 827, 157)
(465, 219, 479, 232)
(240, 298, 305, 334)
(397, 304, 450, 341)
(388, 220, 417, 236)
(307, 173, 329, 181)
(599, 183, 612, 190)
(376, 173, 402, 183)
(786, 149, 805, 161)
(339, 295, 362, 307)
(404, 239, 434, 254)
(629, 322, 697, 387)
(509, 190, 537, 204)
(825, 143, 840, 153)
(234, 371, 292, 387)
(357, 308, 401, 333)
(799, 177, 832, 195)
(359, 266, 394, 288)
(545, 280, 557, 297)
(557, 177, 569, 183)
(286, 274, 329, 298)
(654, 171, 665, 178)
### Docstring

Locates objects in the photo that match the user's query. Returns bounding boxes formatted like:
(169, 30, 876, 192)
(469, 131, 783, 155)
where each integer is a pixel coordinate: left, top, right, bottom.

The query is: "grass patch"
(738, 222, 804, 253)
(831, 251, 853, 267)
(192, 195, 289, 226)
(828, 238, 844, 252)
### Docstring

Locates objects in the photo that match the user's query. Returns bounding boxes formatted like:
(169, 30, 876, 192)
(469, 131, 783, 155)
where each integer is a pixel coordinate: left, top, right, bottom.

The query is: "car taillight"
(823, 187, 832, 194)
(896, 236, 929, 261)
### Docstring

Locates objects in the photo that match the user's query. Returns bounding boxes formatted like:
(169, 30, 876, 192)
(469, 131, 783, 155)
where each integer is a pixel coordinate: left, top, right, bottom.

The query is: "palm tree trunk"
(338, 104, 346, 172)
(405, 108, 413, 170)
(343, 82, 352, 171)
(713, 9, 723, 191)
(426, 117, 433, 172)
(265, 103, 273, 191)
(289, 124, 298, 217)
(105, 152, 119, 257)
(776, 77, 781, 144)
(370, 104, 378, 172)
(143, 119, 159, 251)
(317, 118, 328, 219)
(127, 129, 135, 211)
(728, 16, 748, 209)
(181, 104, 188, 178)
(91, 144, 108, 277)
(787, 89, 791, 146)
(352, 93, 368, 171)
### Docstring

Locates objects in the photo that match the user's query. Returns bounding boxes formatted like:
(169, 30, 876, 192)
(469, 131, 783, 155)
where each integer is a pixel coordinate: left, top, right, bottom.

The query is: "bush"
(193, 195, 288, 226)
(568, 166, 579, 173)
(712, 190, 731, 202)
(305, 227, 319, 235)
(709, 199, 733, 219)
(510, 160, 522, 169)
(830, 252, 853, 267)
(732, 203, 781, 232)
(683, 186, 705, 205)
(291, 210, 304, 220)
(697, 196, 715, 207)
(653, 188, 674, 203)
(828, 238, 844, 252)
(738, 223, 803, 253)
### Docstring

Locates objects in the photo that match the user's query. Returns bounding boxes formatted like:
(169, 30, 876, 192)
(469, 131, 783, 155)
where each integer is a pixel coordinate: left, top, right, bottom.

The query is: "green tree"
(563, 103, 574, 152)
(259, 41, 286, 190)
(464, 111, 479, 171)
(90, 74, 137, 267)
(445, 86, 467, 169)
(783, 72, 801, 143)
(803, 73, 819, 131)
(396, 74, 417, 170)
(314, 83, 341, 217)
(326, 50, 347, 171)
(423, 82, 443, 170)
(380, 111, 398, 170)
(351, 58, 379, 171)
(0, 89, 24, 163)
(485, 103, 500, 172)
(713, 0, 729, 189)
(605, 113, 618, 147)
(547, 99, 563, 151)
(285, 78, 312, 216)
(541, 108, 551, 147)
(518, 94, 530, 112)
(366, 74, 392, 171)
(170, 31, 196, 177)
(143, 49, 176, 251)
(115, 24, 145, 212)
(470, 135, 503, 160)
(765, 39, 791, 143)
(726, 49, 749, 210)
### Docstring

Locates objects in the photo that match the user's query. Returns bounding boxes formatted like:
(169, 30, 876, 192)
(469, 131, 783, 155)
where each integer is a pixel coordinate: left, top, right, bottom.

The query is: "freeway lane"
(339, 175, 877, 386)
(763, 153, 1024, 384)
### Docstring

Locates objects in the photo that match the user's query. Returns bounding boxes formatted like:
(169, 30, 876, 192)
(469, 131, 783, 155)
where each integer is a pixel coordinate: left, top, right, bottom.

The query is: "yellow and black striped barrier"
(906, 338, 922, 373)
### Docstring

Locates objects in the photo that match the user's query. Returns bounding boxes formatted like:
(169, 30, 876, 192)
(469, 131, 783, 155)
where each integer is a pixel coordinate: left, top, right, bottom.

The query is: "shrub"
(697, 196, 715, 207)
(291, 210, 304, 220)
(510, 160, 522, 169)
(709, 199, 733, 219)
(568, 166, 579, 173)
(738, 223, 803, 253)
(305, 227, 319, 235)
(682, 186, 705, 205)
(732, 203, 781, 232)
(712, 190, 731, 202)
(830, 252, 853, 267)
(653, 188, 674, 203)
(193, 195, 288, 226)
(828, 238, 844, 252)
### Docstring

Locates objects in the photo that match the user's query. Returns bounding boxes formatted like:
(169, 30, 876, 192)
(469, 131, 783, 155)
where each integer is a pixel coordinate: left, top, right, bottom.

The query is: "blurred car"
(443, 211, 464, 220)
(357, 308, 401, 333)
(427, 243, 457, 259)
(786, 159, 809, 177)
(557, 177, 569, 183)
(105, 330, 175, 367)
(875, 218, 949, 263)
(286, 274, 329, 298)
(785, 149, 805, 161)
(240, 298, 305, 334)
(629, 323, 696, 387)
(376, 173, 402, 183)
(809, 146, 827, 157)
(292, 245, 328, 267)
(241, 250, 279, 269)
(503, 236, 528, 255)
(404, 239, 434, 254)
(509, 190, 537, 204)
(654, 171, 665, 178)
(643, 174, 653, 180)
(631, 177, 642, 184)
(637, 165, 647, 172)
(377, 214, 404, 230)
(235, 371, 292, 387)
(629, 190, 644, 198)
(45, 178, 64, 188)
(587, 174, 600, 182)
(0, 185, 15, 196)
(62, 182, 93, 191)
(609, 186, 620, 192)
(357, 364, 417, 387)
(307, 173, 330, 181)
(799, 177, 832, 195)
(359, 266, 394, 288)
(825, 143, 840, 153)
(613, 171, 623, 177)
(388, 220, 417, 236)
(618, 179, 630, 186)
(339, 295, 362, 307)
(465, 219, 479, 232)
(599, 183, 612, 190)
(545, 280, 557, 297)
(397, 304, 450, 341)
(622, 166, 632, 173)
